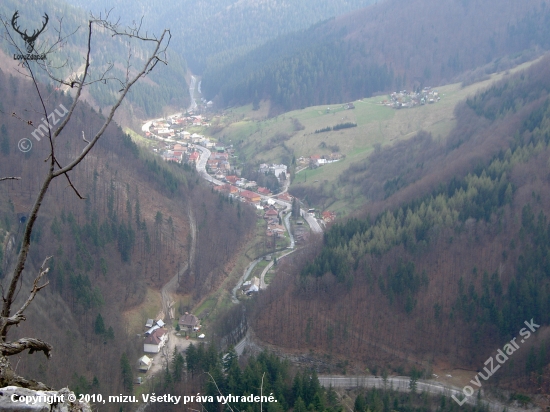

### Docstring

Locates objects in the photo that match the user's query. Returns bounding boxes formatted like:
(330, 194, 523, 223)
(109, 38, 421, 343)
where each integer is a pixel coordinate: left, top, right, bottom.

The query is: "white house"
(138, 355, 152, 372)
(144, 329, 168, 353)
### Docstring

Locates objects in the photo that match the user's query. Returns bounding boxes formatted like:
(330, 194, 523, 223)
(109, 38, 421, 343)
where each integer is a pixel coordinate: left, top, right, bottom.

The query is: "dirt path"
(139, 207, 197, 409)
(160, 207, 196, 319)
(147, 334, 193, 377)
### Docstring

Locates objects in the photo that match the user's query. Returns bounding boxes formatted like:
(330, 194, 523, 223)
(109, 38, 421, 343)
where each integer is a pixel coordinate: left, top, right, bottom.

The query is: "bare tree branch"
(0, 338, 52, 359)
(0, 15, 171, 337)
(0, 257, 51, 338)
(0, 11, 171, 393)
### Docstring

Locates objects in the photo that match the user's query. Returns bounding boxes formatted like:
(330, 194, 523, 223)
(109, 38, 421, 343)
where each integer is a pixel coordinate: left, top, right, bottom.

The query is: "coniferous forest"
(252, 55, 550, 395)
(2, 0, 550, 410)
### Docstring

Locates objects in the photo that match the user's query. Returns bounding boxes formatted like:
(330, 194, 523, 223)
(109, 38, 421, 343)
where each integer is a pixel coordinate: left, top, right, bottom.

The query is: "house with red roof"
(264, 208, 278, 219)
(240, 190, 261, 203)
(322, 211, 336, 223)
(277, 192, 293, 202)
(215, 184, 239, 195)
(188, 151, 200, 164)
(144, 329, 168, 353)
(225, 175, 239, 184)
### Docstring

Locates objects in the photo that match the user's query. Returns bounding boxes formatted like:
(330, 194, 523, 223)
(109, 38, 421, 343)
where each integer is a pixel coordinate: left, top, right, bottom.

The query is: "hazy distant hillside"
(252, 56, 550, 393)
(64, 0, 378, 73)
(203, 0, 550, 112)
(0, 0, 189, 118)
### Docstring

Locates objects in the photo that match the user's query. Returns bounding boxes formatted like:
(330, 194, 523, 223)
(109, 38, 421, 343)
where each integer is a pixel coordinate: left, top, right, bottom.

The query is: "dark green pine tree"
(94, 313, 106, 335)
(1, 125, 9, 155)
(354, 393, 366, 412)
(120, 353, 133, 393)
(294, 397, 307, 412)
(172, 348, 185, 382)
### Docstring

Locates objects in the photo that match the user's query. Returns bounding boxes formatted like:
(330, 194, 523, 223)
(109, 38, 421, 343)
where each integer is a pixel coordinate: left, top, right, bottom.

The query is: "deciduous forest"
(0, 67, 255, 407)
(252, 55, 550, 394)
(2, 0, 550, 409)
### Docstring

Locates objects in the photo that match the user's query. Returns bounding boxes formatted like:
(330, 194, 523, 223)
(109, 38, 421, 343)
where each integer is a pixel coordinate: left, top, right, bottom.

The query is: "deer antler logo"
(11, 11, 49, 54)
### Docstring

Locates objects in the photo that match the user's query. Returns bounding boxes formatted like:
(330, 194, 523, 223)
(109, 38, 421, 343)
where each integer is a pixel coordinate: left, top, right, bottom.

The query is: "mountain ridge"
(202, 0, 550, 113)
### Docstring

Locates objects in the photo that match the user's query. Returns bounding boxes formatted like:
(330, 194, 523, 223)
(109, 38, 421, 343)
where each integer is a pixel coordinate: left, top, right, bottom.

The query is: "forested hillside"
(202, 0, 550, 113)
(136, 342, 494, 412)
(0, 0, 189, 118)
(252, 56, 550, 394)
(0, 68, 255, 409)
(64, 0, 378, 74)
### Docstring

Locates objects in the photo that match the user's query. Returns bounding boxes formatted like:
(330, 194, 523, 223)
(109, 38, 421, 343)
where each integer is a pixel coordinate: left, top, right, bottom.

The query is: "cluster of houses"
(262, 205, 285, 237)
(161, 143, 190, 163)
(214, 181, 294, 209)
(214, 184, 261, 203)
(157, 113, 211, 132)
(297, 154, 342, 168)
(143, 318, 168, 354)
(206, 150, 231, 174)
(138, 312, 202, 374)
(144, 112, 237, 168)
(214, 173, 289, 201)
(214, 164, 289, 200)
(138, 318, 168, 373)
(258, 164, 288, 182)
(160, 143, 206, 164)
(155, 138, 232, 167)
(383, 87, 441, 109)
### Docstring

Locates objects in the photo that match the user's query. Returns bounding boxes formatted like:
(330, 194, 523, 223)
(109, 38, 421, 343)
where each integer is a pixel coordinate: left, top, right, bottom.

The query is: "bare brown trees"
(0, 10, 170, 389)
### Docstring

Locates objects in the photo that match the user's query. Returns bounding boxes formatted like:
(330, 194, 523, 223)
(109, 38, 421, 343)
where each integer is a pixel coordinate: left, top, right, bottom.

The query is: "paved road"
(231, 257, 263, 304)
(318, 375, 539, 412)
(302, 210, 323, 233)
(283, 210, 295, 249)
(259, 248, 296, 289)
(141, 127, 323, 236)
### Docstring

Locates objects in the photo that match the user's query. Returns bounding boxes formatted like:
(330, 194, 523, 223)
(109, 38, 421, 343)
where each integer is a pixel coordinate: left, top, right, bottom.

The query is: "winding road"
(136, 107, 538, 412)
(318, 375, 538, 412)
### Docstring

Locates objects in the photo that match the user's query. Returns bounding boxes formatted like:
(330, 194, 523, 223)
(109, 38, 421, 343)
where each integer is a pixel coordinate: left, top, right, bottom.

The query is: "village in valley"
(382, 86, 442, 109)
(135, 109, 339, 385)
(141, 111, 337, 223)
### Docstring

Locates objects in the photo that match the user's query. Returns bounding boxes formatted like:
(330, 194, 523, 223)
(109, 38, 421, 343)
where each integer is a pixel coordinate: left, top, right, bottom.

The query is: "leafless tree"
(0, 10, 170, 390)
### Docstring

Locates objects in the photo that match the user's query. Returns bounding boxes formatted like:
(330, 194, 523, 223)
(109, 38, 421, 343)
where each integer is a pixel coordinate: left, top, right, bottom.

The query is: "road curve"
(318, 375, 539, 412)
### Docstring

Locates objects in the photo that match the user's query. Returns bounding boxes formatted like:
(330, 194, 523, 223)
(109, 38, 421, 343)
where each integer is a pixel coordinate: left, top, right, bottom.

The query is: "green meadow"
(203, 56, 545, 215)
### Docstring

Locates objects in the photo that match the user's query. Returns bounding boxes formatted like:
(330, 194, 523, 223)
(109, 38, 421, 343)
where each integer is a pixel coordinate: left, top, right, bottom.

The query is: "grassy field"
(250, 260, 269, 280)
(205, 57, 545, 215)
(214, 56, 543, 162)
(123, 127, 157, 148)
(123, 288, 162, 336)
